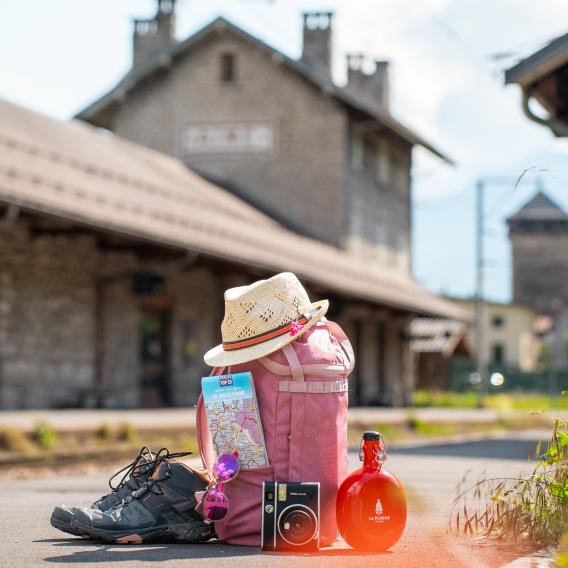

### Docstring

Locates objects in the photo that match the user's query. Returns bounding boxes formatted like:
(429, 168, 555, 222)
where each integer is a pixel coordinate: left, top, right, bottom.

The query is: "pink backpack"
(196, 318, 354, 547)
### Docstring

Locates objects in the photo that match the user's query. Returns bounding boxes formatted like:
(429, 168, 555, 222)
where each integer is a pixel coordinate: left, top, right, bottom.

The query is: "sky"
(1, 0, 568, 302)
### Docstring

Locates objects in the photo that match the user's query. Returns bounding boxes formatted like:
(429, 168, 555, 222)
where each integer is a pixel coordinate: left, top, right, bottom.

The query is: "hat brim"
(203, 299, 329, 368)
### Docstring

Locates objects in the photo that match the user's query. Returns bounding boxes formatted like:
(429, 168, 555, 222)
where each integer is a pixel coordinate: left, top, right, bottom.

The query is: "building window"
(220, 53, 236, 84)
(394, 149, 410, 193)
(492, 314, 505, 328)
(492, 343, 505, 365)
(351, 132, 365, 171)
(375, 140, 391, 185)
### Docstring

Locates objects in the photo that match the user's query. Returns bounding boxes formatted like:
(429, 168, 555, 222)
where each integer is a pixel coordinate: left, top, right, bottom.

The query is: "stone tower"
(132, 0, 177, 68)
(508, 190, 568, 313)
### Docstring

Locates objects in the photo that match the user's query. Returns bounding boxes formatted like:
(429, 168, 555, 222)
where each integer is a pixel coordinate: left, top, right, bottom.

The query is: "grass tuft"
(414, 389, 568, 411)
(33, 421, 59, 450)
(178, 435, 199, 454)
(0, 425, 37, 453)
(451, 414, 568, 546)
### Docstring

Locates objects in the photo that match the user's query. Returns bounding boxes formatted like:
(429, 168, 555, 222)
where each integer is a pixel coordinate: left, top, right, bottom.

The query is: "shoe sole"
(50, 514, 89, 538)
(71, 520, 214, 544)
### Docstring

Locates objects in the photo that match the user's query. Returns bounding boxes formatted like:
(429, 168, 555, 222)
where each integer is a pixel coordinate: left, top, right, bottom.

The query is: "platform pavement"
(1, 440, 539, 568)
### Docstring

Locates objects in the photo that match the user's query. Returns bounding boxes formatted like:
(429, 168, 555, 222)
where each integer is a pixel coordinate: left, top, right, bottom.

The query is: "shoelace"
(107, 446, 155, 492)
(107, 448, 194, 509)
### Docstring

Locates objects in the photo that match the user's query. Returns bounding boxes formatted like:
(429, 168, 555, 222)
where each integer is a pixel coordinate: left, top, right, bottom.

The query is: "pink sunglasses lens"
(203, 489, 229, 521)
(214, 453, 239, 482)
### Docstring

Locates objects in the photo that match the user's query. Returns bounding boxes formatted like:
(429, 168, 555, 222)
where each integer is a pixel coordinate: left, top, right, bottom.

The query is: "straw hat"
(204, 272, 329, 367)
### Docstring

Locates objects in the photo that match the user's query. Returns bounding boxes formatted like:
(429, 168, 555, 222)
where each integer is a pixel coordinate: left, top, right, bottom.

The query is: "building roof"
(507, 190, 568, 222)
(0, 97, 469, 321)
(75, 17, 452, 165)
(410, 318, 473, 359)
(505, 31, 568, 87)
(504, 32, 568, 137)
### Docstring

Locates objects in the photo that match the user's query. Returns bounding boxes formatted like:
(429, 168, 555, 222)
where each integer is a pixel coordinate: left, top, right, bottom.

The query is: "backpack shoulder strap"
(196, 366, 226, 473)
(324, 319, 355, 374)
(258, 321, 355, 378)
(281, 343, 304, 382)
(257, 355, 291, 376)
(196, 395, 212, 473)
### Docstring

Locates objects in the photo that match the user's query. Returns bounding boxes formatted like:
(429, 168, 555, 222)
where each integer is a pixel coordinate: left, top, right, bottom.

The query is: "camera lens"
(277, 505, 317, 546)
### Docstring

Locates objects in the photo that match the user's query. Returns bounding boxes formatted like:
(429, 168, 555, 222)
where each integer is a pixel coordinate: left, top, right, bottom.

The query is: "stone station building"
(77, 2, 451, 273)
(0, 98, 466, 410)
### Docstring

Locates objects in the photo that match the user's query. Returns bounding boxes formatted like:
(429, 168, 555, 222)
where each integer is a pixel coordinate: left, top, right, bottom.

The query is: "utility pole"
(475, 179, 486, 407)
(473, 174, 541, 406)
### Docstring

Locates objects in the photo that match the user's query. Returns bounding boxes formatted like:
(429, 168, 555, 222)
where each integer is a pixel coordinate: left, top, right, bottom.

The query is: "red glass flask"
(336, 431, 407, 551)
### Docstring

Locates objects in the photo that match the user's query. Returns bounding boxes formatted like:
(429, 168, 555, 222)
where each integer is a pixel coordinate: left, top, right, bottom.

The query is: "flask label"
(375, 499, 383, 514)
(368, 498, 391, 522)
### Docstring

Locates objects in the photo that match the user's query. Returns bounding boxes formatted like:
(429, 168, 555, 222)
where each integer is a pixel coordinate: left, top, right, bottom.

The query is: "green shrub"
(0, 425, 37, 453)
(406, 413, 420, 430)
(413, 390, 478, 408)
(413, 389, 568, 411)
(406, 414, 457, 437)
(371, 423, 396, 440)
(417, 422, 458, 437)
(33, 421, 58, 450)
(95, 423, 113, 441)
(117, 423, 139, 444)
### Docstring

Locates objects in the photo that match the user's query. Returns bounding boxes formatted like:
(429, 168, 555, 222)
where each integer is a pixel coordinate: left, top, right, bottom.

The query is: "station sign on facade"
(180, 121, 275, 156)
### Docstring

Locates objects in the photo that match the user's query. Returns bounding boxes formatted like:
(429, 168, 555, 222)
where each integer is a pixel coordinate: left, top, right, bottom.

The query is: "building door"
(139, 303, 172, 407)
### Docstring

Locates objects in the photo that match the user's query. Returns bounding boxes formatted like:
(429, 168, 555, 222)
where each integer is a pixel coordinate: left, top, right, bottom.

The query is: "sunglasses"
(202, 451, 240, 523)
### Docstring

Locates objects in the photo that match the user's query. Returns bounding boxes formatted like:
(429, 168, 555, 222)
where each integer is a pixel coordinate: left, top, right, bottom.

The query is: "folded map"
(201, 372, 269, 469)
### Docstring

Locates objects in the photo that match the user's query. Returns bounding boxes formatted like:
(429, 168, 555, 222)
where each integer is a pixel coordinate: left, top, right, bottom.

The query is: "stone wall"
(0, 222, 139, 409)
(345, 128, 412, 274)
(0, 221, 225, 409)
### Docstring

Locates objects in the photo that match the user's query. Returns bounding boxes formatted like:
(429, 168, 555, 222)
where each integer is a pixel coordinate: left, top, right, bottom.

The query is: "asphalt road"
(0, 434, 540, 568)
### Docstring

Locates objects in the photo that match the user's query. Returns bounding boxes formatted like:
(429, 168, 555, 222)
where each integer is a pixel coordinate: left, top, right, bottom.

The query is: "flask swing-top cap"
(358, 431, 387, 465)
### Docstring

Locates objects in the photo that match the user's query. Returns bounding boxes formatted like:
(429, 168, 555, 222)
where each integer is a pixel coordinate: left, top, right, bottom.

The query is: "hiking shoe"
(50, 446, 158, 536)
(71, 457, 214, 544)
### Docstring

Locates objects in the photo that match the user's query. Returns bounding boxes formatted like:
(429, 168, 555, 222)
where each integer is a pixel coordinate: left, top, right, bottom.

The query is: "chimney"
(301, 12, 334, 75)
(133, 0, 177, 68)
(347, 55, 390, 111)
